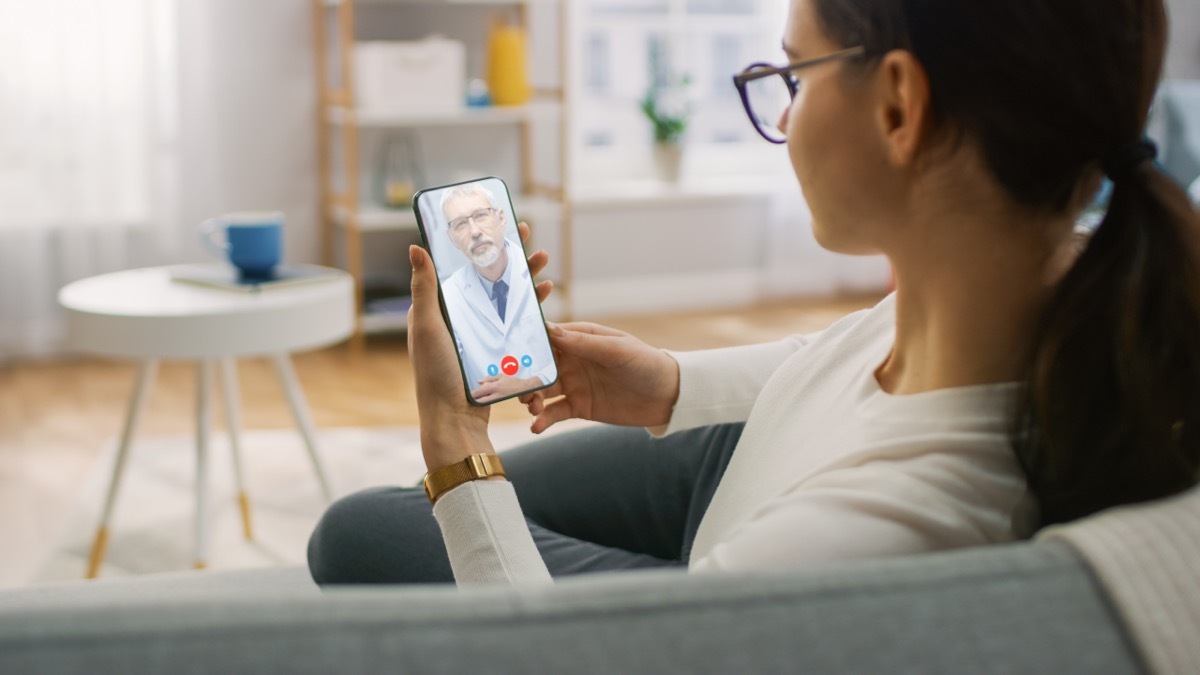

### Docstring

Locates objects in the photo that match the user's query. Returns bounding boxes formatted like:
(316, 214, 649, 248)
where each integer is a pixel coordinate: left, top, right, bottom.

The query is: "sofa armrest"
(0, 540, 1141, 674)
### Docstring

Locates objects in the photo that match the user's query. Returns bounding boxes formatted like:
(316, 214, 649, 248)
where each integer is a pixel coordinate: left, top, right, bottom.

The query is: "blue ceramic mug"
(200, 211, 284, 280)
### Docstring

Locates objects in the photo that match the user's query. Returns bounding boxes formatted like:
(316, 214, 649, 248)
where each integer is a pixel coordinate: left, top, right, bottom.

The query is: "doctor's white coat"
(441, 239, 556, 393)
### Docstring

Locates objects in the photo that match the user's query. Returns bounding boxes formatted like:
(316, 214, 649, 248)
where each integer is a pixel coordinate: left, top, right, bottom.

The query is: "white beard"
(470, 239, 502, 267)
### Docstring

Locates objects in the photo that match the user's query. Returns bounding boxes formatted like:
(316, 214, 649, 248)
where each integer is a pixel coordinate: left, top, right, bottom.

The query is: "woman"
(308, 0, 1200, 585)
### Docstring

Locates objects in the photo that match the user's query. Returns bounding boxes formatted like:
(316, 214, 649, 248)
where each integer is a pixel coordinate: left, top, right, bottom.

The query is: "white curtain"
(0, 0, 322, 360)
(0, 0, 179, 359)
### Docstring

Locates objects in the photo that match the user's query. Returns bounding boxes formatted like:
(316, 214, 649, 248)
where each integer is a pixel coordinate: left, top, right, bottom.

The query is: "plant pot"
(652, 142, 684, 182)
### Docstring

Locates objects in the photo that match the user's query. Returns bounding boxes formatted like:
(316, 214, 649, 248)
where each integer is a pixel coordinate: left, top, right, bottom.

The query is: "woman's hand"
(407, 244, 494, 472)
(519, 221, 553, 304)
(520, 322, 681, 433)
(406, 221, 548, 472)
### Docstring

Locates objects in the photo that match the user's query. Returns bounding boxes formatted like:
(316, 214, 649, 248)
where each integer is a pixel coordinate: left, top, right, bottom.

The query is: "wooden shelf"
(358, 282, 568, 334)
(326, 100, 560, 128)
(333, 194, 561, 232)
(361, 310, 409, 333)
(325, 0, 550, 6)
(332, 204, 418, 231)
(361, 294, 411, 333)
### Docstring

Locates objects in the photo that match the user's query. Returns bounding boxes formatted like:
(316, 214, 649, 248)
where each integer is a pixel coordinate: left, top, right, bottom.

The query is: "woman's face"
(781, 0, 892, 255)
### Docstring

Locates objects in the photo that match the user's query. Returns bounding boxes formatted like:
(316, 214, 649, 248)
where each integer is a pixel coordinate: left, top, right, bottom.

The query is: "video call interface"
(415, 178, 557, 403)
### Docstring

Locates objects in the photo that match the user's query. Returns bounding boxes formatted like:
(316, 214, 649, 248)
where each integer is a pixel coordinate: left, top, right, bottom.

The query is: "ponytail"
(1017, 161, 1200, 527)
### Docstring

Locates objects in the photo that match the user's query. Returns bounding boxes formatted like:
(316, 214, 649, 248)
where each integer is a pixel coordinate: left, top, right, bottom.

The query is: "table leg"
(270, 353, 333, 501)
(194, 359, 214, 570)
(85, 359, 158, 579)
(219, 358, 253, 540)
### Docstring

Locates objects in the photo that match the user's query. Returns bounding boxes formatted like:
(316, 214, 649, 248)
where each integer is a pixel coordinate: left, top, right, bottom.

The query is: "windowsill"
(569, 174, 798, 210)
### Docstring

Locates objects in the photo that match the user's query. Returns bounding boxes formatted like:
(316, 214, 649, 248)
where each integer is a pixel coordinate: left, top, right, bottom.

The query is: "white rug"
(34, 420, 591, 582)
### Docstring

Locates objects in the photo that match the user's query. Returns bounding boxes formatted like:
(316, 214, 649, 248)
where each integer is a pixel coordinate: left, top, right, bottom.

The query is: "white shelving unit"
(332, 192, 562, 232)
(312, 0, 570, 347)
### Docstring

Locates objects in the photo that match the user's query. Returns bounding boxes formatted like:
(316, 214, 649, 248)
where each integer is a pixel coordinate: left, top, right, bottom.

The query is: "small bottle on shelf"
(375, 132, 423, 209)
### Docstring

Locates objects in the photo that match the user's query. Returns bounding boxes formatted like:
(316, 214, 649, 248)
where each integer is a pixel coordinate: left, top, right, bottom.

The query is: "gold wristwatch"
(423, 454, 506, 504)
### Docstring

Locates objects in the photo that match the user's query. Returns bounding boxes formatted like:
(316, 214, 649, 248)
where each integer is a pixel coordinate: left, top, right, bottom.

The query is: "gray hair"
(439, 182, 499, 230)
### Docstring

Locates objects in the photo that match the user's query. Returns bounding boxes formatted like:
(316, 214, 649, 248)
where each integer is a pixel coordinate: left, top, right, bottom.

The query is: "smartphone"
(411, 176, 558, 406)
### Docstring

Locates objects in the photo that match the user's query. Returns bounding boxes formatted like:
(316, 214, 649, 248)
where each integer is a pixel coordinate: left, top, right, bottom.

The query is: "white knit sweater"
(434, 294, 1034, 580)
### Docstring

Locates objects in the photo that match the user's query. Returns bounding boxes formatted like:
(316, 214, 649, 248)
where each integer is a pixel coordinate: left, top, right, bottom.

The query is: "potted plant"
(640, 56, 691, 182)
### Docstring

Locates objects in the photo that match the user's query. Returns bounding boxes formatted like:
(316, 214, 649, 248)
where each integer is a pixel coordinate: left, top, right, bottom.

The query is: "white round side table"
(58, 265, 355, 577)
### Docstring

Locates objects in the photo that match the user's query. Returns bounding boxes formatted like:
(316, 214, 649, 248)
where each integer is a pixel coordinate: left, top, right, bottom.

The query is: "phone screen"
(412, 177, 558, 406)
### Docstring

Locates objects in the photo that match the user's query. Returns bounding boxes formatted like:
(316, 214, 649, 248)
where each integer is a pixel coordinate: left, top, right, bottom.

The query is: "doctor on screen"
(437, 182, 555, 403)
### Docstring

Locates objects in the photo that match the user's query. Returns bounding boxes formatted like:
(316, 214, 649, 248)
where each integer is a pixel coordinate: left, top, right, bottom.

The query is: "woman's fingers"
(407, 245, 442, 347)
(527, 249, 549, 277)
(551, 321, 629, 338)
(531, 397, 577, 434)
(546, 322, 630, 361)
(521, 391, 546, 416)
(408, 245, 436, 305)
(518, 222, 554, 304)
(519, 221, 552, 281)
(518, 222, 546, 272)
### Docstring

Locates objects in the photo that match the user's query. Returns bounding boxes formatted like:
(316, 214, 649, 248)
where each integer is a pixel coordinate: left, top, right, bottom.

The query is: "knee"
(307, 488, 377, 585)
(306, 486, 453, 585)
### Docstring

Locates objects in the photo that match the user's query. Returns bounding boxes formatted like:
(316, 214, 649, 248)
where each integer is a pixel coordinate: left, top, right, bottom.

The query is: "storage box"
(353, 37, 465, 112)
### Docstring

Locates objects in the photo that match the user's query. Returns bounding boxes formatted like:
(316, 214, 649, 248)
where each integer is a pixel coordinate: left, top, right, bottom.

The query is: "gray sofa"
(0, 538, 1144, 673)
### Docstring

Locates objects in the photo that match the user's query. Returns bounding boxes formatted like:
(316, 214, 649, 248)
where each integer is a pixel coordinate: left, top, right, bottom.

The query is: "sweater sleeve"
(651, 334, 812, 437)
(432, 480, 553, 586)
(654, 299, 893, 437)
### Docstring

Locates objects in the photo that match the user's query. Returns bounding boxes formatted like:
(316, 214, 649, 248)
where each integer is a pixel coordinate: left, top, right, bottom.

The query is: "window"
(585, 32, 612, 94)
(570, 0, 789, 183)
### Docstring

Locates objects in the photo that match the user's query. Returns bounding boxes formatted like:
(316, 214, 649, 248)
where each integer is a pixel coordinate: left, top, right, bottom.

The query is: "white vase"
(652, 142, 684, 182)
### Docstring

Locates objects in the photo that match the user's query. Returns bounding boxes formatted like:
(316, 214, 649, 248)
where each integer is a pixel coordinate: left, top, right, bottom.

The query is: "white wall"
(175, 0, 320, 265)
(1166, 0, 1200, 79)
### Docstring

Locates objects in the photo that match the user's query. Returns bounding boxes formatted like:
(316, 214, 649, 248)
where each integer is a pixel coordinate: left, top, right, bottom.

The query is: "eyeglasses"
(733, 46, 866, 144)
(447, 207, 497, 234)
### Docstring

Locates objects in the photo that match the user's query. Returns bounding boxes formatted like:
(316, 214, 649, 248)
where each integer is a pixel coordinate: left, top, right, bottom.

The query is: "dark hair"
(813, 0, 1200, 526)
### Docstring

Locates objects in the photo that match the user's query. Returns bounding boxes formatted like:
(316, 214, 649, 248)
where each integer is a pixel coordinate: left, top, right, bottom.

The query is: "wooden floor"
(0, 293, 881, 588)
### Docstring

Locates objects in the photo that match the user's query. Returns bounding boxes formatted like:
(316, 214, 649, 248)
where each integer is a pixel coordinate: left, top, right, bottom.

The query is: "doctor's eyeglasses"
(448, 207, 498, 234)
(733, 46, 866, 144)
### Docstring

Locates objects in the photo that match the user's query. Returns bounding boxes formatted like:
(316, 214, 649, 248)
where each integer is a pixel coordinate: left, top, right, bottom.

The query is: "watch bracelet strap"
(424, 454, 506, 504)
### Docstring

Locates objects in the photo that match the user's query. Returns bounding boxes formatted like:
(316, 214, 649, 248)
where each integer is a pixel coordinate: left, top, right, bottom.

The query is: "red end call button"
(501, 355, 519, 376)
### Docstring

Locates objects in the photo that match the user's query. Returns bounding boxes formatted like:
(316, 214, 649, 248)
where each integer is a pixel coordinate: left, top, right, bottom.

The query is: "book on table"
(169, 263, 341, 293)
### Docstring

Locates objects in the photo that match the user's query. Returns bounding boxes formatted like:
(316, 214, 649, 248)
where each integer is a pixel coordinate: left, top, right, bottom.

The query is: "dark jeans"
(307, 423, 744, 584)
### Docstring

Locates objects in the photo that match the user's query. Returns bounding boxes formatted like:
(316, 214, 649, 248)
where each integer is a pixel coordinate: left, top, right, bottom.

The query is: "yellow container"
(486, 24, 531, 106)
